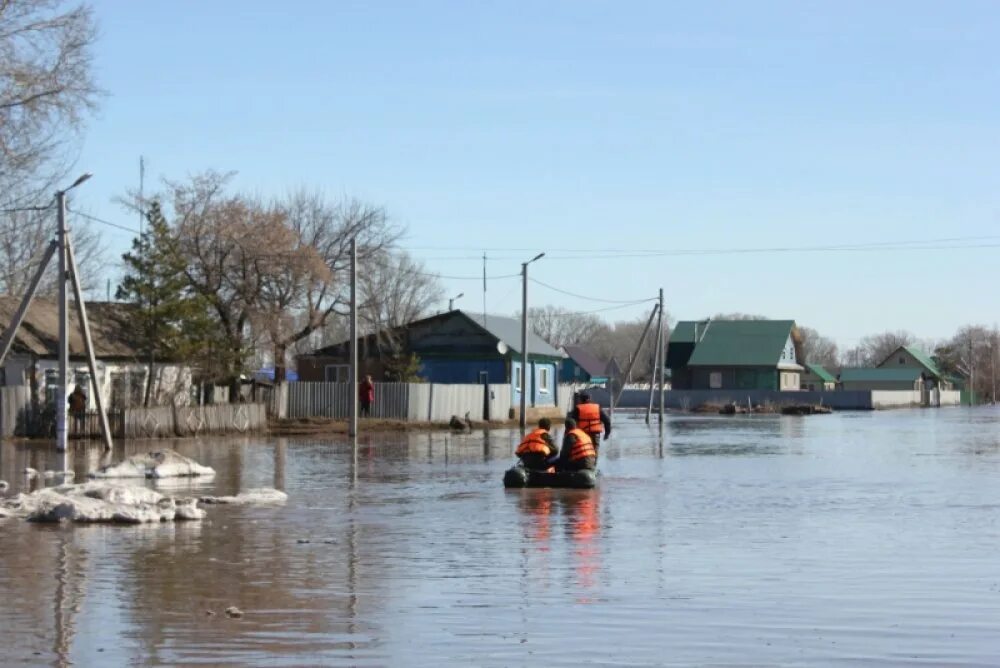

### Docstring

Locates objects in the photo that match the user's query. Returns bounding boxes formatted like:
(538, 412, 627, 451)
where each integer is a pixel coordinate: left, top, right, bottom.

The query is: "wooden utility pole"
(614, 304, 658, 407)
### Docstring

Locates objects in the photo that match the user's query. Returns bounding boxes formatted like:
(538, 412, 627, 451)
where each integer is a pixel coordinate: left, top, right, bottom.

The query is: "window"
(539, 367, 550, 393)
(899, 356, 905, 365)
(325, 365, 349, 382)
(709, 372, 722, 389)
(515, 366, 523, 392)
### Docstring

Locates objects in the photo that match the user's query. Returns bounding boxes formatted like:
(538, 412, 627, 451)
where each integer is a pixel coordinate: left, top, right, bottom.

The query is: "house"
(801, 363, 836, 391)
(559, 345, 611, 386)
(0, 298, 195, 410)
(836, 367, 925, 391)
(876, 345, 953, 389)
(667, 319, 803, 390)
(296, 310, 564, 408)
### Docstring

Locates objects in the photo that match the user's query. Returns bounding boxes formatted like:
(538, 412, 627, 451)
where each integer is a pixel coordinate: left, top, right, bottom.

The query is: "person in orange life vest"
(557, 418, 597, 472)
(570, 392, 611, 450)
(515, 417, 558, 470)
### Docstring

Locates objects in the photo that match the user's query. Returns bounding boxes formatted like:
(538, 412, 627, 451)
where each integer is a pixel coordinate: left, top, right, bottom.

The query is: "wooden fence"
(0, 396, 267, 440)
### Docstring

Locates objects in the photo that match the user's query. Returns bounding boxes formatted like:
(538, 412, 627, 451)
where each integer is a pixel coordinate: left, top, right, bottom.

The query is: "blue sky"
(69, 1, 1000, 348)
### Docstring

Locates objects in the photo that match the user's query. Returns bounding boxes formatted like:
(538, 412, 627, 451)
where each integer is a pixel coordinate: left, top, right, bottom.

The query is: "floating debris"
(224, 606, 244, 619)
(42, 470, 75, 479)
(24, 468, 38, 479)
(199, 488, 288, 505)
(90, 449, 216, 479)
(0, 481, 8, 493)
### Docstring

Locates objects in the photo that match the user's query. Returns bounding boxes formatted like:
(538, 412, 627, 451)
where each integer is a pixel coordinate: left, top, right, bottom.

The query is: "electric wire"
(65, 208, 141, 234)
(529, 277, 656, 304)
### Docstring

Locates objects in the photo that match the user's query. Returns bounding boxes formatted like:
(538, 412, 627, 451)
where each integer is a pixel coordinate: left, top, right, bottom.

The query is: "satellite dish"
(497, 341, 509, 355)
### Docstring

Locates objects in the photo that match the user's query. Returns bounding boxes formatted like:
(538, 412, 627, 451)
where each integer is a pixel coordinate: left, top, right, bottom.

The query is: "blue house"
(296, 310, 563, 409)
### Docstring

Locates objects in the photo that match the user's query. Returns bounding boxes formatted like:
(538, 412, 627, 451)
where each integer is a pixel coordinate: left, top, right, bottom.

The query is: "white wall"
(870, 390, 922, 409)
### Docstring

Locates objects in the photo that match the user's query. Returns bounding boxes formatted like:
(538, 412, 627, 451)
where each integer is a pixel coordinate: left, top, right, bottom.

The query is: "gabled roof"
(462, 311, 562, 358)
(805, 363, 836, 383)
(839, 367, 922, 382)
(900, 345, 943, 378)
(304, 309, 563, 359)
(562, 344, 610, 379)
(674, 319, 797, 367)
(0, 297, 143, 359)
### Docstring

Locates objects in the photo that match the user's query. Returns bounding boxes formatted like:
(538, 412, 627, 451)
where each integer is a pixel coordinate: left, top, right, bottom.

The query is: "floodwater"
(2, 408, 1000, 666)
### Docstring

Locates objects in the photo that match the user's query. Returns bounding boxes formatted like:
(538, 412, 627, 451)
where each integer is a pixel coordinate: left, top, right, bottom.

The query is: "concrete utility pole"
(349, 238, 358, 437)
(448, 292, 464, 311)
(646, 309, 662, 425)
(658, 287, 665, 436)
(614, 304, 658, 407)
(56, 189, 69, 451)
(519, 252, 544, 430)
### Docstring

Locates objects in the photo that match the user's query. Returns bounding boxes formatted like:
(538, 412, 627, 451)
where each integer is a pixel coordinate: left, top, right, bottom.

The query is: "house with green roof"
(875, 345, 953, 390)
(666, 319, 803, 391)
(802, 363, 836, 391)
(837, 367, 925, 391)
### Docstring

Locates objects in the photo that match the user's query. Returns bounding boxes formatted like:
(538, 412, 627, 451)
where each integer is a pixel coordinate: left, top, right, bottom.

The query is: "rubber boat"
(502, 465, 598, 489)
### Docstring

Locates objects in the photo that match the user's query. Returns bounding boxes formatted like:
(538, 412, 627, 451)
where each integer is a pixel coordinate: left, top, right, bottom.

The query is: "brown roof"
(0, 297, 142, 359)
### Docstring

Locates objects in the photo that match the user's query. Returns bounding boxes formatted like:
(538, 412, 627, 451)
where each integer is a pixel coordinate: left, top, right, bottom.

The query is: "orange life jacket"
(567, 429, 597, 461)
(516, 428, 553, 457)
(576, 402, 603, 434)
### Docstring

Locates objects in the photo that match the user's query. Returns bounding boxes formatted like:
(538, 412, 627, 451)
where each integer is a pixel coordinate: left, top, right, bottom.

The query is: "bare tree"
(523, 304, 606, 349)
(360, 250, 442, 332)
(0, 0, 100, 197)
(127, 175, 399, 390)
(796, 326, 839, 367)
(845, 330, 915, 366)
(0, 204, 103, 295)
(589, 309, 668, 382)
(0, 0, 102, 295)
(936, 324, 999, 403)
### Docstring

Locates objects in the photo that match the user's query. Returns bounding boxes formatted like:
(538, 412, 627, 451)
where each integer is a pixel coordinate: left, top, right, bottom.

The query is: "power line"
(65, 208, 141, 234)
(529, 277, 656, 304)
(398, 234, 1000, 258)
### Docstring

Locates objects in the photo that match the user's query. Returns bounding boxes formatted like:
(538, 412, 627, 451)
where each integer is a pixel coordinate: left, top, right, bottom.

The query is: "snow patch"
(90, 450, 216, 479)
(199, 488, 288, 505)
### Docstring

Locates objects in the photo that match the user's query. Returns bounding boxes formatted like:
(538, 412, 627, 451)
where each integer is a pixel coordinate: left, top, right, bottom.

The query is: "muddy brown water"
(2, 408, 1000, 666)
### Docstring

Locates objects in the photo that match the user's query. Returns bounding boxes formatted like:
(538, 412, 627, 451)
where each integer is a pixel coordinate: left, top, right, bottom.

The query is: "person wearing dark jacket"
(515, 417, 558, 470)
(570, 392, 611, 451)
(558, 418, 597, 472)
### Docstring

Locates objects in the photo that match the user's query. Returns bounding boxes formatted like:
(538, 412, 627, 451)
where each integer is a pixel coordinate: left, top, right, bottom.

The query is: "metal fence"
(286, 382, 410, 419)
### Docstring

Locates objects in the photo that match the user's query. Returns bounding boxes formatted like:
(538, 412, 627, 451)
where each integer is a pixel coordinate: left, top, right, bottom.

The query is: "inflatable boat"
(503, 465, 598, 489)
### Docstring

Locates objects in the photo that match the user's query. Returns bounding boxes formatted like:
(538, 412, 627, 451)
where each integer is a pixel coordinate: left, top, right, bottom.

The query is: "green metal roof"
(901, 345, 943, 378)
(805, 363, 836, 383)
(839, 367, 922, 382)
(679, 319, 796, 367)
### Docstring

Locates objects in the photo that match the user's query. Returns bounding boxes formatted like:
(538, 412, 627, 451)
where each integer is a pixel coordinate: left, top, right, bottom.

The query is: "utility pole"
(56, 189, 69, 451)
(646, 309, 662, 425)
(349, 238, 358, 437)
(519, 252, 544, 430)
(614, 304, 658, 407)
(658, 287, 665, 435)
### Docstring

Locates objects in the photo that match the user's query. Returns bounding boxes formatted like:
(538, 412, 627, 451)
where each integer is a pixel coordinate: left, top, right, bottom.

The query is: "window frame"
(538, 367, 550, 394)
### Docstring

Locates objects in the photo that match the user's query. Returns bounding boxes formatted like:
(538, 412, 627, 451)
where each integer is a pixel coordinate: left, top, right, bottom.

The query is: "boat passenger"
(515, 417, 559, 471)
(558, 418, 597, 472)
(570, 393, 611, 451)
